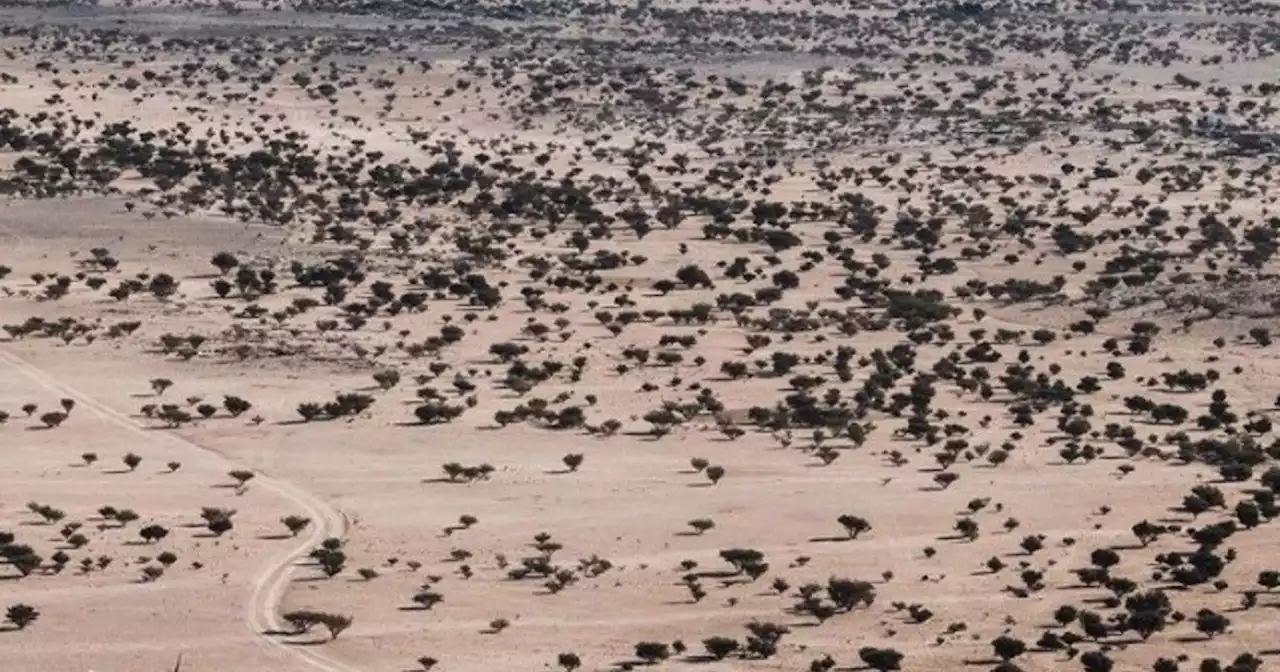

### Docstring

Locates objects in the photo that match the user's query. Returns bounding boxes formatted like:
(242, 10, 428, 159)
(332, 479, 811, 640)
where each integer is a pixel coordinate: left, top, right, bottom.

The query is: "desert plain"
(1, 0, 1280, 671)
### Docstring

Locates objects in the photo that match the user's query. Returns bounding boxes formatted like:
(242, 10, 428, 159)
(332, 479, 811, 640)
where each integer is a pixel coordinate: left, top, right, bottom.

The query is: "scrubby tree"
(282, 515, 311, 537)
(1132, 520, 1167, 547)
(373, 370, 401, 390)
(10, 552, 41, 577)
(211, 252, 240, 275)
(1194, 609, 1229, 638)
(837, 514, 872, 539)
(688, 518, 715, 535)
(412, 591, 443, 610)
(283, 610, 321, 634)
(319, 613, 353, 640)
(827, 577, 876, 611)
(224, 396, 252, 417)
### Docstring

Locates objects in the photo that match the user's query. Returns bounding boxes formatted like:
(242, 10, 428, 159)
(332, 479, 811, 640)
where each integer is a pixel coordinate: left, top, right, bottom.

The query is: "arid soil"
(2, 1, 1280, 672)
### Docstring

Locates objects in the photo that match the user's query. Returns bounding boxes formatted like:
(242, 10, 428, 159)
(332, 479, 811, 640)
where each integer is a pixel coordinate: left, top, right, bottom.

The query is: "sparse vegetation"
(2, 6, 1280, 671)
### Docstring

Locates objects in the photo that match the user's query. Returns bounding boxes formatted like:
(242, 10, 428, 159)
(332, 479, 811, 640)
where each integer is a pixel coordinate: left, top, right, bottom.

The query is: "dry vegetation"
(2, 0, 1280, 670)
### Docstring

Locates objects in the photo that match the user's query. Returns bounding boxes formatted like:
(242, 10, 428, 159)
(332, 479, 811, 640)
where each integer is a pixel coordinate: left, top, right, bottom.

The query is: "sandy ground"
(3, 1, 1280, 672)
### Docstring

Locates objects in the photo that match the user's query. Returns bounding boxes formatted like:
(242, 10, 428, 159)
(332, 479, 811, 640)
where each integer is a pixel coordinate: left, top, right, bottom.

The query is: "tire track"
(0, 348, 363, 672)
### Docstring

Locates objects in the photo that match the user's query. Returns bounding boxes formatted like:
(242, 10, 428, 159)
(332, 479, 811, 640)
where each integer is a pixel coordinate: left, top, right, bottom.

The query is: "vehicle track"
(0, 348, 362, 672)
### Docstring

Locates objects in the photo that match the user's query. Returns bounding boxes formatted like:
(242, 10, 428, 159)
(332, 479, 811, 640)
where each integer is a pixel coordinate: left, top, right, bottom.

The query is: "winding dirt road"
(0, 348, 363, 672)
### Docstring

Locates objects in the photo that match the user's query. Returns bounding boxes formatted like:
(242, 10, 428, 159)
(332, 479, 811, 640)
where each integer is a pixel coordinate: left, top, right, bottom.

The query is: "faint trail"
(0, 348, 362, 672)
(0, 207, 32, 258)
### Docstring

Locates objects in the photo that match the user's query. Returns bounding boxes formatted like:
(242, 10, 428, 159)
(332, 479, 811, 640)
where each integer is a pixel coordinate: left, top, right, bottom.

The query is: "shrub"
(10, 552, 41, 577)
(934, 472, 960, 489)
(703, 636, 740, 660)
(223, 396, 252, 417)
(156, 406, 192, 428)
(40, 412, 67, 428)
(412, 591, 443, 610)
(858, 647, 904, 671)
(414, 402, 465, 425)
(1080, 651, 1113, 672)
(634, 641, 670, 664)
(720, 548, 764, 573)
(1194, 609, 1229, 638)
(373, 370, 401, 390)
(991, 635, 1026, 661)
(744, 621, 788, 658)
(211, 252, 240, 275)
(297, 403, 323, 422)
(201, 507, 235, 536)
(207, 517, 234, 536)
(139, 524, 169, 544)
(557, 653, 582, 671)
(828, 577, 876, 611)
(5, 604, 39, 630)
(315, 549, 346, 578)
